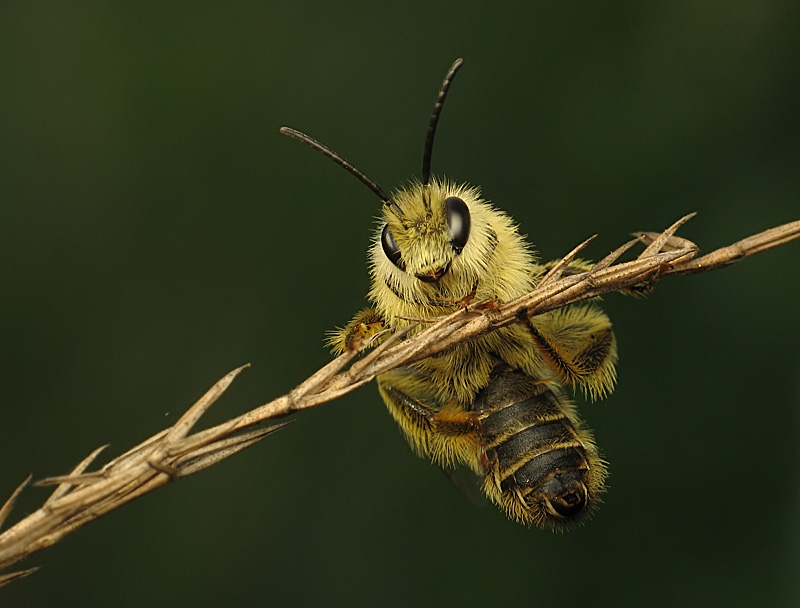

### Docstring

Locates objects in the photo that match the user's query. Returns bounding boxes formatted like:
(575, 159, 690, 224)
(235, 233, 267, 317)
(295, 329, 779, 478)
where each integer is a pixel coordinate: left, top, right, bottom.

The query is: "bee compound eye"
(381, 224, 405, 270)
(445, 196, 470, 254)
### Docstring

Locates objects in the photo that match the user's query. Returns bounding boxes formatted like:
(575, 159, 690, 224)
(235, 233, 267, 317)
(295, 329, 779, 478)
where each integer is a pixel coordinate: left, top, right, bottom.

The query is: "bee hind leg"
(378, 379, 481, 469)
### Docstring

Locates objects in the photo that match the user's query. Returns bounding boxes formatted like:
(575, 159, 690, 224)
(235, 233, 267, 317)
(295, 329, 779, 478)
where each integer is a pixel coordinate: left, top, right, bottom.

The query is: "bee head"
(379, 180, 472, 283)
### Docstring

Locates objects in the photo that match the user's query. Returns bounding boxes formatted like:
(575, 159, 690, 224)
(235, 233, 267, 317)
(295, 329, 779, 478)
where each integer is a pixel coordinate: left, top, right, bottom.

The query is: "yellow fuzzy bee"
(281, 59, 617, 528)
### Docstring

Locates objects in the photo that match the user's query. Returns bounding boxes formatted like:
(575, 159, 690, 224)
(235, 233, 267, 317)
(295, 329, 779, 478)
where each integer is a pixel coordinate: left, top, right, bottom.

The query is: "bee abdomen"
(491, 419, 576, 466)
(476, 369, 604, 527)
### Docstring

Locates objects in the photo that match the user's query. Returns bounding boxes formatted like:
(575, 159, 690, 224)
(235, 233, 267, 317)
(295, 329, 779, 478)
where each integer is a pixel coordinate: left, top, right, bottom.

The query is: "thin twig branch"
(1, 215, 798, 585)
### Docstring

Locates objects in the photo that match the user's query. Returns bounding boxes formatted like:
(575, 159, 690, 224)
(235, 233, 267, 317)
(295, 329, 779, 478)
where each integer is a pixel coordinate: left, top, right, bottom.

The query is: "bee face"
(370, 180, 518, 309)
(380, 184, 472, 282)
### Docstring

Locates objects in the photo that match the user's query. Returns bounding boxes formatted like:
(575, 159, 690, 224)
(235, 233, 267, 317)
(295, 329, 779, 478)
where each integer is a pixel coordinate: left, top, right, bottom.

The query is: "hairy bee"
(281, 59, 617, 528)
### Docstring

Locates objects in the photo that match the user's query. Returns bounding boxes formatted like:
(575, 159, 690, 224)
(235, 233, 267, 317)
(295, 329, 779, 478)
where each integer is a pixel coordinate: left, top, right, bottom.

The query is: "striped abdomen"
(475, 369, 606, 527)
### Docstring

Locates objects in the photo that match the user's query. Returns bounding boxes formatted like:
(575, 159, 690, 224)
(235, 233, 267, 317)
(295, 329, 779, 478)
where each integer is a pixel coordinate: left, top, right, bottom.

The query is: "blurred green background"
(2, 2, 799, 607)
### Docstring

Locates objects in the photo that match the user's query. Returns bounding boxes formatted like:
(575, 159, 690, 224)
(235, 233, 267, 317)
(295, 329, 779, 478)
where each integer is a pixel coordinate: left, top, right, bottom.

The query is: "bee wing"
(440, 463, 488, 508)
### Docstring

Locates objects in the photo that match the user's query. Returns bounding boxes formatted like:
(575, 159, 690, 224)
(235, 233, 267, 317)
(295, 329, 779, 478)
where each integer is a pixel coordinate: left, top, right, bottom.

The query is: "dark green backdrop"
(2, 3, 799, 607)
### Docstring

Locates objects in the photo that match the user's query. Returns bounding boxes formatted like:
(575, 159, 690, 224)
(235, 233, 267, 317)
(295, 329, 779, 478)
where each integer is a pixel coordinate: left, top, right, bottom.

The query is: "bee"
(281, 59, 617, 528)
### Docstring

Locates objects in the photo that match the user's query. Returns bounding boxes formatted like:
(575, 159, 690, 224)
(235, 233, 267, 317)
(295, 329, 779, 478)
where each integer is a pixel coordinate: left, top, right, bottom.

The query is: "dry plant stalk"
(1, 215, 798, 586)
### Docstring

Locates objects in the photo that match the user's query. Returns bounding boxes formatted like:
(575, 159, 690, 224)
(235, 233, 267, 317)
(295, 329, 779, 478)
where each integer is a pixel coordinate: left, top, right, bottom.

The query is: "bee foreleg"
(326, 308, 386, 355)
(518, 305, 618, 400)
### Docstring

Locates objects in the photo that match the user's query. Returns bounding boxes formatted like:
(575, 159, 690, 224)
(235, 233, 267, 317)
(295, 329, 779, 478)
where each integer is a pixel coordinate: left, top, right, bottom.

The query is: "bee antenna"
(421, 58, 464, 186)
(280, 127, 402, 215)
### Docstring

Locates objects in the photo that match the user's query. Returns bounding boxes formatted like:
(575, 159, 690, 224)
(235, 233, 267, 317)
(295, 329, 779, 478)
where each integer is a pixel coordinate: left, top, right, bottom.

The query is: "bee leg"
(621, 261, 673, 296)
(517, 305, 618, 400)
(428, 279, 480, 308)
(378, 380, 481, 467)
(326, 308, 386, 355)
